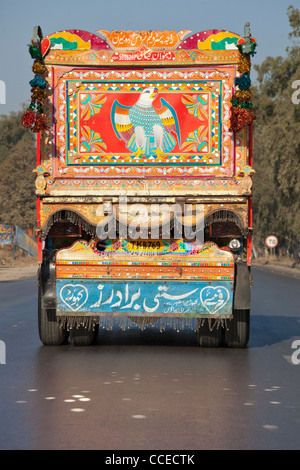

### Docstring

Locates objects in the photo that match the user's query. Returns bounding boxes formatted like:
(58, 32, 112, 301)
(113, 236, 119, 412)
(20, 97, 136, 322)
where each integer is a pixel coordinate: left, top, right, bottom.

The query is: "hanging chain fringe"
(57, 316, 230, 332)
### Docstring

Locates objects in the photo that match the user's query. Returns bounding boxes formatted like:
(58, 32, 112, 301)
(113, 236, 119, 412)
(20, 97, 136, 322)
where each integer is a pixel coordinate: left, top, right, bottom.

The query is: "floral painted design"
(181, 94, 210, 153)
(80, 93, 107, 121)
(80, 126, 107, 153)
(181, 126, 209, 153)
(181, 94, 209, 121)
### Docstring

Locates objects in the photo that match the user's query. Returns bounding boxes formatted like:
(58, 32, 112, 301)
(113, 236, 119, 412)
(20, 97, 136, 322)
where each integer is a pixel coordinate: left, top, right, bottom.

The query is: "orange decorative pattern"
(55, 240, 234, 281)
(56, 264, 234, 281)
(96, 30, 191, 50)
(52, 67, 234, 179)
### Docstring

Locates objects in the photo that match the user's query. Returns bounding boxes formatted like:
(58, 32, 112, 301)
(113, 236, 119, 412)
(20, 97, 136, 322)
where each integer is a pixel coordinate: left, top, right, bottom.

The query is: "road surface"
(0, 267, 299, 450)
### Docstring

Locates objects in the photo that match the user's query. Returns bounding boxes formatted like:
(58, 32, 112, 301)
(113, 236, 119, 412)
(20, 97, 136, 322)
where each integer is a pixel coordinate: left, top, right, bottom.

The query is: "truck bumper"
(55, 239, 236, 319)
(56, 279, 234, 318)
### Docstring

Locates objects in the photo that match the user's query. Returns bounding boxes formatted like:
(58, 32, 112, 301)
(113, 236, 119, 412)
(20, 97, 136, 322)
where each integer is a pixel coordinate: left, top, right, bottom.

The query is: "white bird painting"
(111, 87, 181, 157)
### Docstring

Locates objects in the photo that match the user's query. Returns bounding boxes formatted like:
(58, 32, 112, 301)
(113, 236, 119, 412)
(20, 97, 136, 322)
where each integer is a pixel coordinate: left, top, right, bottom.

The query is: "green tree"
(252, 5, 300, 252)
(0, 111, 36, 229)
(0, 109, 33, 165)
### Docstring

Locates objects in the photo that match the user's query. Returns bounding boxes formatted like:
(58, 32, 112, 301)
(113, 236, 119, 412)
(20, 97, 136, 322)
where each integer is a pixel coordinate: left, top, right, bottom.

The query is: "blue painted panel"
(0, 225, 13, 245)
(15, 226, 37, 256)
(56, 280, 234, 317)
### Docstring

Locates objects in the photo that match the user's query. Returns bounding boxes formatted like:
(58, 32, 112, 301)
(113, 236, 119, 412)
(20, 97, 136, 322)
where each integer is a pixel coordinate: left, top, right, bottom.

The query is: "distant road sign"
(265, 235, 278, 248)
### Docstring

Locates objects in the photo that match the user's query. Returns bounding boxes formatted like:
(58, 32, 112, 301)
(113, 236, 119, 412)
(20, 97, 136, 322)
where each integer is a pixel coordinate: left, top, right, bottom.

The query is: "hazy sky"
(0, 0, 296, 114)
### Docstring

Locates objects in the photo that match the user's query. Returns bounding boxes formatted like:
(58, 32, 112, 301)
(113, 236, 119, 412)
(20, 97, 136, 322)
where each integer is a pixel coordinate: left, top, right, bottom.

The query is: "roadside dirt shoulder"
(252, 259, 300, 279)
(0, 264, 38, 281)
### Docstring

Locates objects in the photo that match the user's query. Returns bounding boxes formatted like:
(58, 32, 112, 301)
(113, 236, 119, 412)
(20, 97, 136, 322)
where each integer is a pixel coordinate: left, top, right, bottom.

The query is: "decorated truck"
(22, 24, 256, 347)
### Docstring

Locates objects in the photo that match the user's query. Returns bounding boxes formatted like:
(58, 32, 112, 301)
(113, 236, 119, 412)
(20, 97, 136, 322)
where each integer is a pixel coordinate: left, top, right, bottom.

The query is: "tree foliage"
(0, 110, 36, 229)
(252, 5, 300, 251)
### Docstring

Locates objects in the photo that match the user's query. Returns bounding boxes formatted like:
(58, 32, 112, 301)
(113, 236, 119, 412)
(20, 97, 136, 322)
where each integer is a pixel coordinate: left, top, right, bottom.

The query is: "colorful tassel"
(237, 55, 251, 74)
(229, 107, 256, 132)
(31, 87, 47, 101)
(231, 97, 240, 107)
(29, 45, 43, 60)
(29, 76, 47, 89)
(240, 100, 253, 109)
(230, 27, 257, 132)
(32, 113, 48, 133)
(21, 110, 36, 128)
(32, 60, 47, 75)
(235, 89, 252, 100)
(23, 37, 49, 133)
(29, 101, 44, 113)
(235, 73, 251, 90)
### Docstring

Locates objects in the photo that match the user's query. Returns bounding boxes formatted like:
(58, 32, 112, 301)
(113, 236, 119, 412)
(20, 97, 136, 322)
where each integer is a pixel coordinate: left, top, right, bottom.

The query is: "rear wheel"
(224, 309, 250, 348)
(197, 319, 222, 347)
(69, 324, 99, 346)
(38, 287, 68, 346)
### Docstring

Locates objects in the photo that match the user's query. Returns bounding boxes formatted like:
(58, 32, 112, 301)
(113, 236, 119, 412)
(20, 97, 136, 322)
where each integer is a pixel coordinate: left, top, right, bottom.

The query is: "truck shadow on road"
(82, 313, 299, 348)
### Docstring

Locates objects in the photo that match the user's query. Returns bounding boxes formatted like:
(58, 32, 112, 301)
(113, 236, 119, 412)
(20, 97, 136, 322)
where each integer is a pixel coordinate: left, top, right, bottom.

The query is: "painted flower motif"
(181, 126, 208, 152)
(80, 93, 107, 121)
(112, 241, 122, 251)
(181, 94, 208, 120)
(169, 242, 179, 251)
(80, 126, 107, 153)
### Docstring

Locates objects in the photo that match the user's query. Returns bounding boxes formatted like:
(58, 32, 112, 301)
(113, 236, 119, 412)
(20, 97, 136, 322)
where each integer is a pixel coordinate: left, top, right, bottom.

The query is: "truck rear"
(22, 25, 256, 347)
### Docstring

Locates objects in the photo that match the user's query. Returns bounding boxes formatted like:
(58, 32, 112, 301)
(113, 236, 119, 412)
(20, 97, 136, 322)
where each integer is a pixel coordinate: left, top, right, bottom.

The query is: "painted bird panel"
(111, 87, 181, 157)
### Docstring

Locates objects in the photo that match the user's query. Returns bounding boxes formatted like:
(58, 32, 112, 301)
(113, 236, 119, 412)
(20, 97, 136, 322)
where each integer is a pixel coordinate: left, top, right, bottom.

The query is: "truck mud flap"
(39, 251, 57, 309)
(233, 261, 251, 310)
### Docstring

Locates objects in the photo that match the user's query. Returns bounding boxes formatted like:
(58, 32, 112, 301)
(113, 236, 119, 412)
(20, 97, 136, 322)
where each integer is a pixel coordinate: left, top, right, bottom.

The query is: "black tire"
(38, 286, 68, 346)
(197, 319, 222, 347)
(224, 309, 250, 348)
(69, 324, 99, 346)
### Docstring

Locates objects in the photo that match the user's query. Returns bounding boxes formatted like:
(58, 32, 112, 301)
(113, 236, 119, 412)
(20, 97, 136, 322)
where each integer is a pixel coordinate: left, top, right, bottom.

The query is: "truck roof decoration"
(38, 28, 245, 57)
(45, 29, 242, 52)
(43, 28, 245, 64)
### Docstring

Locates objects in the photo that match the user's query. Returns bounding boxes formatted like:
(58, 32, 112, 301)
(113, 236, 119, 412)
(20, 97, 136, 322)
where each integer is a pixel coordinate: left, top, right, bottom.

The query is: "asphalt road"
(0, 267, 299, 451)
